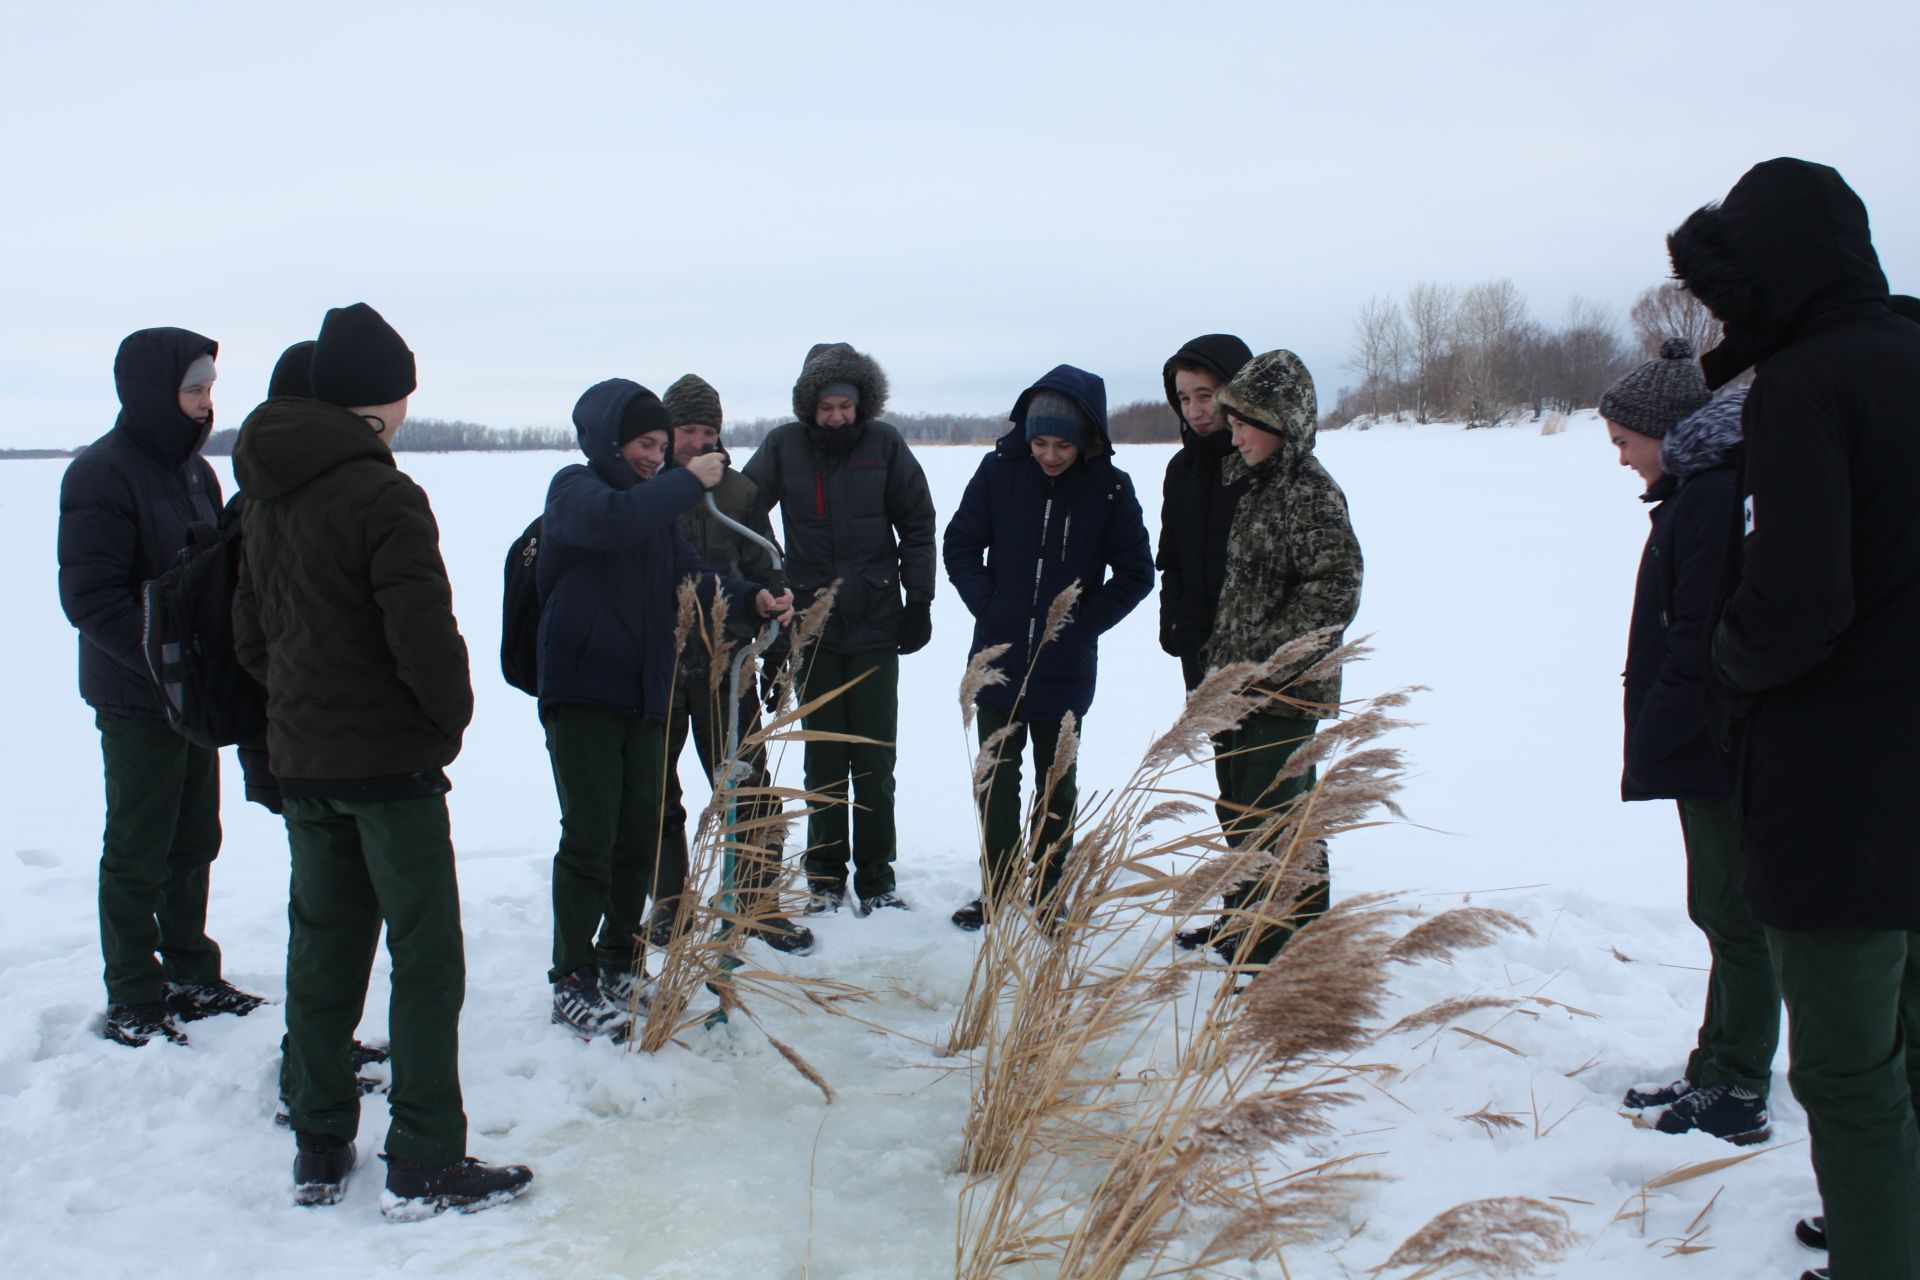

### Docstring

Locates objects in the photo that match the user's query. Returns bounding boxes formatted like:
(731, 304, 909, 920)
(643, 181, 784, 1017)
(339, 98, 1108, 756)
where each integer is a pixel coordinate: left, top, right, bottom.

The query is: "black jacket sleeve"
(888, 437, 938, 606)
(56, 456, 147, 677)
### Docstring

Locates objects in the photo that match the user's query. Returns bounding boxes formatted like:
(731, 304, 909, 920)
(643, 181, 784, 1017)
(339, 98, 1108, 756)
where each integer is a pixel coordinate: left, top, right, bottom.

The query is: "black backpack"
(500, 515, 544, 695)
(141, 503, 268, 749)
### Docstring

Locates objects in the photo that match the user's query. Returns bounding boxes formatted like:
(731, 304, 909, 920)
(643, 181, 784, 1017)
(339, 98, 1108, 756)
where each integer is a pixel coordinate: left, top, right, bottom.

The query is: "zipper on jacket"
(1027, 494, 1054, 652)
(814, 468, 825, 516)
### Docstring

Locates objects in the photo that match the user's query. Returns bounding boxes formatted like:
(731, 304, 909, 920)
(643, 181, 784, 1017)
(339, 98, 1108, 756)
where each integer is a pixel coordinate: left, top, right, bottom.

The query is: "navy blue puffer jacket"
(943, 365, 1154, 721)
(536, 379, 759, 720)
(57, 327, 222, 717)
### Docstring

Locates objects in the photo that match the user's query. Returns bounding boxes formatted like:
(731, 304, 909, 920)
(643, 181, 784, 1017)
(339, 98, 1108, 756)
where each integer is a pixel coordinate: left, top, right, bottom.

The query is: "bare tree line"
(202, 417, 575, 456)
(1334, 280, 1724, 428)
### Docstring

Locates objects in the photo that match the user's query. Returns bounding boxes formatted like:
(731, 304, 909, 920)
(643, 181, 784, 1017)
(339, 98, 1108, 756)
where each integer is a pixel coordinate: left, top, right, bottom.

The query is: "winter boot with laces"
(746, 915, 817, 955)
(856, 889, 909, 917)
(803, 880, 846, 917)
(379, 1153, 533, 1221)
(166, 978, 265, 1021)
(292, 1132, 355, 1206)
(598, 968, 653, 1016)
(551, 969, 624, 1038)
(104, 1000, 189, 1047)
(1653, 1082, 1770, 1145)
(1622, 1077, 1693, 1110)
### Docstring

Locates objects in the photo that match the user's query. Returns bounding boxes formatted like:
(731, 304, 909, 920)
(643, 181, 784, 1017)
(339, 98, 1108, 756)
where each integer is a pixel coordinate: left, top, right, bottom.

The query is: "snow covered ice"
(0, 419, 1822, 1276)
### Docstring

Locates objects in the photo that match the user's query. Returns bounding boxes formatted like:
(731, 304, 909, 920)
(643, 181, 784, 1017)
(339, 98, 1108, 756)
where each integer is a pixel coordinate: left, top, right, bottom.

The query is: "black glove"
(896, 601, 933, 655)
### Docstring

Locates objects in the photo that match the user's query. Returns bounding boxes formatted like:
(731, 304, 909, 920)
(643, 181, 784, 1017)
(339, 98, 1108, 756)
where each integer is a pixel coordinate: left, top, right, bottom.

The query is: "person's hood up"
(1660, 386, 1748, 480)
(998, 364, 1111, 462)
(791, 342, 889, 424)
(1215, 349, 1318, 460)
(572, 378, 650, 490)
(231, 396, 394, 500)
(1668, 158, 1888, 388)
(1162, 333, 1253, 448)
(113, 326, 218, 467)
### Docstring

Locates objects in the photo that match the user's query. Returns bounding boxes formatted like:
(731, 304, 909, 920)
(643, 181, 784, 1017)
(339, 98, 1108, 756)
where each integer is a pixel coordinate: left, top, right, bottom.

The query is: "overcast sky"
(3, 0, 1915, 448)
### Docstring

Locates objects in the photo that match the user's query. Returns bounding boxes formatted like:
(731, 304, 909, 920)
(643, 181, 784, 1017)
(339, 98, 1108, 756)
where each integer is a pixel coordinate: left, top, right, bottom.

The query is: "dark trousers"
(1677, 798, 1780, 1094)
(656, 671, 785, 912)
(1217, 712, 1324, 966)
(1179, 654, 1238, 851)
(281, 793, 467, 1167)
(95, 710, 222, 1006)
(1769, 926, 1920, 1280)
(543, 704, 667, 982)
(798, 648, 899, 899)
(974, 705, 1077, 898)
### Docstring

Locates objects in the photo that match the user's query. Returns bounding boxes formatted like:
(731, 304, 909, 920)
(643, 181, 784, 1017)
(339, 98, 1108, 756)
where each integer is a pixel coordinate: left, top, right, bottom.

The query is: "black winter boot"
(951, 898, 987, 931)
(380, 1154, 533, 1220)
(748, 916, 816, 954)
(293, 1132, 354, 1206)
(104, 1001, 188, 1047)
(1795, 1215, 1827, 1250)
(166, 978, 265, 1021)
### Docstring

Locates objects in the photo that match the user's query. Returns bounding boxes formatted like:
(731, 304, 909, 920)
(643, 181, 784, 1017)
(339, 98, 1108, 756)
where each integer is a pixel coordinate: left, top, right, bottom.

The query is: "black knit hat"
(617, 389, 672, 446)
(1598, 338, 1711, 439)
(310, 303, 417, 408)
(663, 374, 723, 429)
(267, 340, 316, 398)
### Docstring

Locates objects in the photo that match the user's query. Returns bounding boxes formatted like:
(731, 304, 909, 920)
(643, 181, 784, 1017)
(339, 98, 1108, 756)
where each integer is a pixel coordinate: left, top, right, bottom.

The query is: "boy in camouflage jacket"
(1192, 349, 1362, 966)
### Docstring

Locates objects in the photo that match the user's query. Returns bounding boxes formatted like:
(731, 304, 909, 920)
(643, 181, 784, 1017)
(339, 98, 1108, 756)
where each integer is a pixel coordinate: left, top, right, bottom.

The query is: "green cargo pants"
(1768, 926, 1920, 1280)
(1677, 798, 1780, 1094)
(974, 705, 1077, 901)
(95, 710, 223, 1006)
(798, 647, 899, 900)
(281, 792, 468, 1167)
(543, 704, 667, 982)
(1217, 712, 1325, 966)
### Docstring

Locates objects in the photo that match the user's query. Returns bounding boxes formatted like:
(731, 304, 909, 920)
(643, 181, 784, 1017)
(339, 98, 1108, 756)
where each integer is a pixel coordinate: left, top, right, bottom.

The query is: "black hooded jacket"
(741, 343, 937, 654)
(232, 397, 472, 792)
(1621, 392, 1745, 803)
(1155, 334, 1253, 686)
(1669, 158, 1920, 928)
(58, 327, 222, 717)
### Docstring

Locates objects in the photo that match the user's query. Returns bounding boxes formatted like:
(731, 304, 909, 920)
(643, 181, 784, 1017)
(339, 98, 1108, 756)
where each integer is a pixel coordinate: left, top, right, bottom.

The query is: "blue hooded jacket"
(942, 365, 1154, 720)
(536, 378, 759, 719)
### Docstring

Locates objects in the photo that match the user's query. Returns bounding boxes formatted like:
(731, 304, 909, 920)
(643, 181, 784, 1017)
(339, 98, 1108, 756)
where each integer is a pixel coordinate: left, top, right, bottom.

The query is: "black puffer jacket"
(58, 328, 222, 718)
(232, 397, 472, 790)
(1670, 157, 1920, 928)
(1155, 334, 1253, 687)
(1621, 392, 1745, 802)
(742, 343, 937, 654)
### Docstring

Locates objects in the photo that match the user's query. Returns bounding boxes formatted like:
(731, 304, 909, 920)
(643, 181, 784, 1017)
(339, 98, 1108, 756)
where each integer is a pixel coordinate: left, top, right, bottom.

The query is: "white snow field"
(0, 418, 1823, 1278)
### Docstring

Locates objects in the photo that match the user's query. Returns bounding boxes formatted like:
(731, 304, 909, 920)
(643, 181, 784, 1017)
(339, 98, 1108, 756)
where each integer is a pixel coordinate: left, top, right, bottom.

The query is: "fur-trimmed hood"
(791, 341, 889, 424)
(1660, 387, 1748, 481)
(1668, 158, 1888, 388)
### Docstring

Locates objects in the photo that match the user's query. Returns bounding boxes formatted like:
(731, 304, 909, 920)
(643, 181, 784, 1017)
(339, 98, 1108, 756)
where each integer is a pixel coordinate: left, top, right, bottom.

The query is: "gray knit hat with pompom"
(1598, 338, 1711, 438)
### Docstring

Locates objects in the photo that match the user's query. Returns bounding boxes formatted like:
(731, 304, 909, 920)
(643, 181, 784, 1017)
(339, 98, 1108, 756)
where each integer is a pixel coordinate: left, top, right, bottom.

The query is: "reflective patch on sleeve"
(1743, 495, 1756, 536)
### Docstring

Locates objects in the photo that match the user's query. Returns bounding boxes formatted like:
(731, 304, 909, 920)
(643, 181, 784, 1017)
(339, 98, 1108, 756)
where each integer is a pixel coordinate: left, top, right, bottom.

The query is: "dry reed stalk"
(1373, 1196, 1575, 1277)
(955, 639, 1541, 1279)
(625, 647, 875, 1085)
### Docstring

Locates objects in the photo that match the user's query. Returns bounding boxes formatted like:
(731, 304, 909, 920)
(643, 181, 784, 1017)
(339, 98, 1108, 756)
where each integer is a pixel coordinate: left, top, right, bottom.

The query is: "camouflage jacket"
(1204, 351, 1363, 716)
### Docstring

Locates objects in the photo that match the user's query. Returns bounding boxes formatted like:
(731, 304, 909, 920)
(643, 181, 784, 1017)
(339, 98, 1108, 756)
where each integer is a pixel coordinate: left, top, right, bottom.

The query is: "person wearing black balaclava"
(57, 327, 265, 1050)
